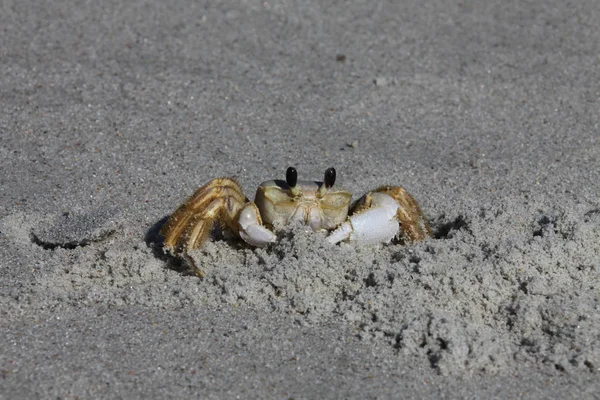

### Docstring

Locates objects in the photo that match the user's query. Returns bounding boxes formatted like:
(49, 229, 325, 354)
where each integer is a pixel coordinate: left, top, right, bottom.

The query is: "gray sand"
(1, 0, 599, 398)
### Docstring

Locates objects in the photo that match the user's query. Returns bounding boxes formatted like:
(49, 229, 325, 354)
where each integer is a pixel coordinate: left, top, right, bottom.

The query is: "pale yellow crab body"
(255, 180, 351, 231)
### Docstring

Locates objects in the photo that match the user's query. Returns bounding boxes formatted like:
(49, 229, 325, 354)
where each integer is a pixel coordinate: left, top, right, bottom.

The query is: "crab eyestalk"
(286, 166, 302, 197)
(286, 166, 298, 187)
(324, 167, 336, 188)
(318, 167, 336, 196)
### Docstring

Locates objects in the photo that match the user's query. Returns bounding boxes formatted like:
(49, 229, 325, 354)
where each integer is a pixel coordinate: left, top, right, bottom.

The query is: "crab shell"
(160, 167, 431, 277)
(254, 179, 352, 232)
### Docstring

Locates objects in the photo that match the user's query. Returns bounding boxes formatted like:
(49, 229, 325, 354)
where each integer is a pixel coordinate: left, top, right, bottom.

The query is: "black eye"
(286, 166, 298, 188)
(324, 167, 336, 188)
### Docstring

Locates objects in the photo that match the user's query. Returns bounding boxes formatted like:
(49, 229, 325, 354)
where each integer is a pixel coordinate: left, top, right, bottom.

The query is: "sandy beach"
(1, 0, 599, 398)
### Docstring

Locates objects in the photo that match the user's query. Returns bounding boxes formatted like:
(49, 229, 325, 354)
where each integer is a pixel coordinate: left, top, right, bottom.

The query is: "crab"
(161, 167, 431, 277)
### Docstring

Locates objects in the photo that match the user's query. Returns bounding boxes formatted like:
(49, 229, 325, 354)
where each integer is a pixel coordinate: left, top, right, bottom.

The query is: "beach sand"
(1, 0, 599, 398)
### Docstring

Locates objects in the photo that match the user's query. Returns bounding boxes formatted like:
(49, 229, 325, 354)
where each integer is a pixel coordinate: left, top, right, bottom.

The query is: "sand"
(1, 0, 599, 398)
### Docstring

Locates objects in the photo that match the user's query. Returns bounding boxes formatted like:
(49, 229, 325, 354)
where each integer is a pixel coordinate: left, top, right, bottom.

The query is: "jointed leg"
(160, 177, 276, 277)
(160, 178, 248, 276)
(375, 186, 432, 241)
(161, 178, 247, 250)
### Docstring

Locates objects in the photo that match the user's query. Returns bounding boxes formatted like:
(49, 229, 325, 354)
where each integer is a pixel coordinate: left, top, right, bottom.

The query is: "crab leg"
(237, 203, 277, 247)
(160, 178, 252, 276)
(161, 179, 248, 251)
(379, 185, 432, 241)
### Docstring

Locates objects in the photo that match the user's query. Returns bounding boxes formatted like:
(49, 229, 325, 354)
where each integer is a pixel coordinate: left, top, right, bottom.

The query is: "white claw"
(326, 220, 354, 244)
(238, 203, 277, 247)
(327, 193, 400, 245)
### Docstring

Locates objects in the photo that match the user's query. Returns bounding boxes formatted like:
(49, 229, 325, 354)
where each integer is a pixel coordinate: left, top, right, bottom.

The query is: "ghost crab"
(161, 167, 431, 277)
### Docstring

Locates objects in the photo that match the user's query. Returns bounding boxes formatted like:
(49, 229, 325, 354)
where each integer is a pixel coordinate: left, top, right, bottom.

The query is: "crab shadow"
(430, 214, 470, 239)
(145, 215, 247, 276)
(144, 215, 189, 274)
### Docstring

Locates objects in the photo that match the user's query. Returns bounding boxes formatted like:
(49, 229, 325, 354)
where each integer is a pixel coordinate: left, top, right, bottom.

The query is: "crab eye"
(324, 167, 336, 188)
(286, 166, 298, 188)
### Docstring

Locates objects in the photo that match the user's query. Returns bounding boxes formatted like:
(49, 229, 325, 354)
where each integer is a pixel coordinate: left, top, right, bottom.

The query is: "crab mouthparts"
(290, 204, 323, 231)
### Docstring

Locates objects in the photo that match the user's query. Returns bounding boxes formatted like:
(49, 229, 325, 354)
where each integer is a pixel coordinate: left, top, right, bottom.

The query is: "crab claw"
(238, 203, 277, 247)
(327, 193, 400, 245)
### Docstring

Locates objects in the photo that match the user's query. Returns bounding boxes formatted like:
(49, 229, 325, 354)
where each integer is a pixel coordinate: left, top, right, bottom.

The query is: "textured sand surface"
(1, 0, 599, 398)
